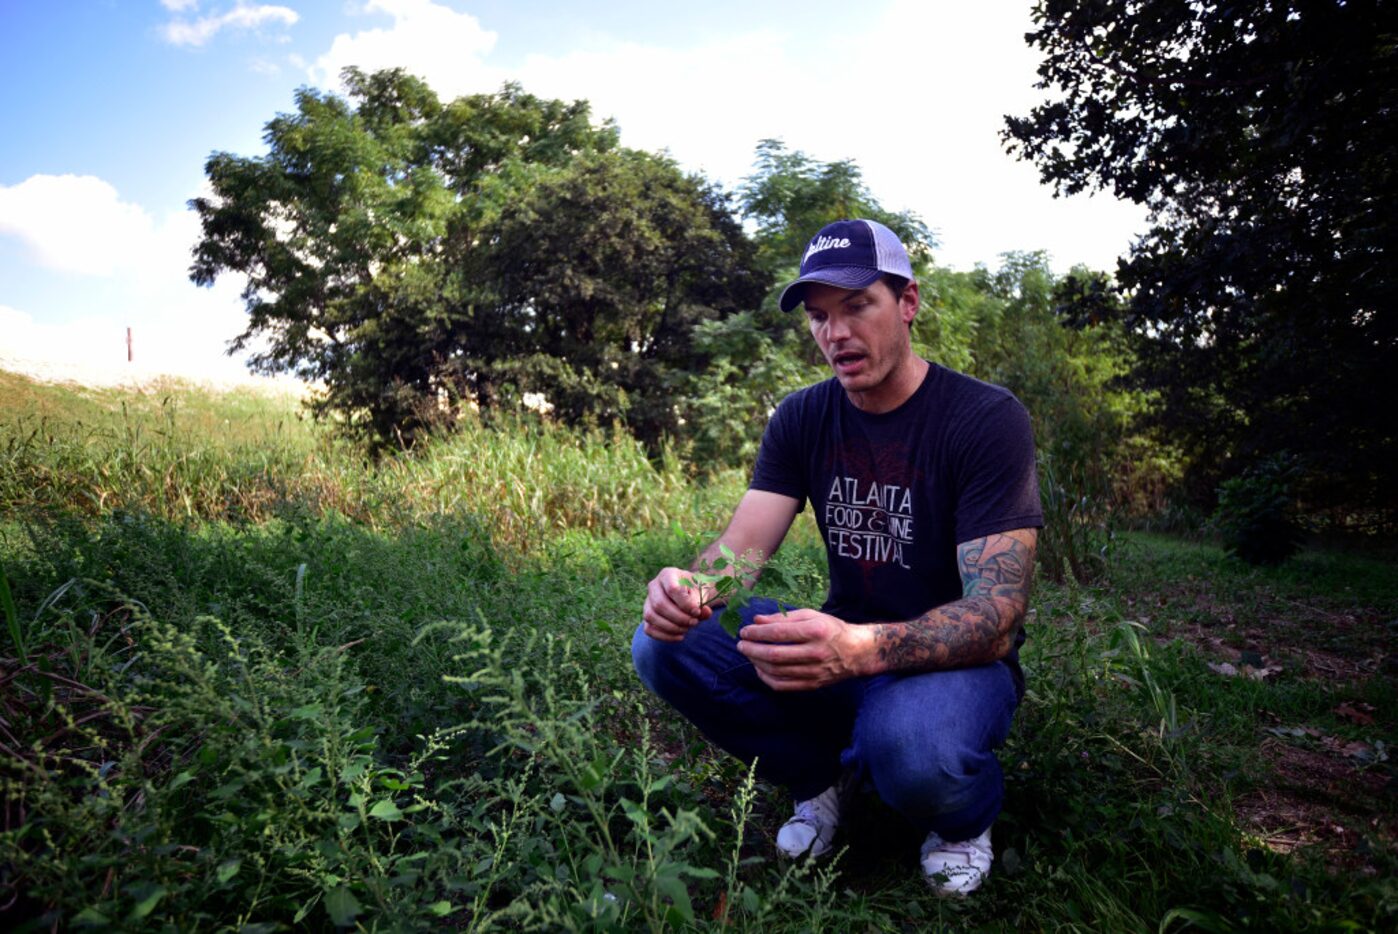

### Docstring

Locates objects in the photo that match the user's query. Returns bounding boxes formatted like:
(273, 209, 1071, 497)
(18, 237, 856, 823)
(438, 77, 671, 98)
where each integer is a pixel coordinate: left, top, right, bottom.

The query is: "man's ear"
(900, 280, 921, 325)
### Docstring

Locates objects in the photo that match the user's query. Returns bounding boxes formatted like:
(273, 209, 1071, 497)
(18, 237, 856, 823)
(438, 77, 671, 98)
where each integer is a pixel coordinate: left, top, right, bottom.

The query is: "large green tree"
(190, 69, 765, 450)
(1004, 0, 1397, 526)
(475, 149, 767, 446)
(680, 141, 940, 466)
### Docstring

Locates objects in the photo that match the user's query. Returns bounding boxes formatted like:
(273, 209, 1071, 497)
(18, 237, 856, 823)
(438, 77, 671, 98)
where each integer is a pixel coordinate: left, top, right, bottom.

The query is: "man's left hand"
(736, 609, 873, 691)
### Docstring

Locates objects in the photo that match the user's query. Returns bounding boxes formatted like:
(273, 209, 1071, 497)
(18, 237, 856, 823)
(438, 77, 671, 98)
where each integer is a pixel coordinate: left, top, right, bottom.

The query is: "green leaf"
(1001, 847, 1022, 876)
(603, 864, 635, 883)
(740, 886, 760, 913)
(211, 779, 245, 800)
(72, 907, 110, 927)
(0, 560, 26, 667)
(653, 873, 693, 921)
(127, 884, 167, 921)
(324, 886, 362, 927)
(428, 900, 453, 917)
(167, 770, 196, 791)
(619, 797, 649, 827)
(578, 753, 611, 791)
(549, 792, 566, 812)
(342, 757, 370, 783)
(216, 859, 242, 883)
(369, 799, 403, 821)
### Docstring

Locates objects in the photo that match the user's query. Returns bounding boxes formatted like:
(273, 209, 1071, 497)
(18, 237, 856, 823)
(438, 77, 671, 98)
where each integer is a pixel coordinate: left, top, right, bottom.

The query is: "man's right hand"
(641, 567, 713, 642)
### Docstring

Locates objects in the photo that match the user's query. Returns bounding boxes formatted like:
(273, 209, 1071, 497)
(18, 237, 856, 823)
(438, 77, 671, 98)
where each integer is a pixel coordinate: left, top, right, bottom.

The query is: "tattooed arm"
(867, 528, 1037, 672)
(736, 528, 1037, 690)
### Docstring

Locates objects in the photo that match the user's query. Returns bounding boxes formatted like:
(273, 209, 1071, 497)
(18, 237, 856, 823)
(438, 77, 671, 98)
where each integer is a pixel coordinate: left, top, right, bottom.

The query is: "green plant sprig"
(680, 544, 791, 637)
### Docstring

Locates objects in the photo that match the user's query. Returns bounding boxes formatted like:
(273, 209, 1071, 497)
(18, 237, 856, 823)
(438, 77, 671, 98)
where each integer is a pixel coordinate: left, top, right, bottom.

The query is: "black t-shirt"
(751, 365, 1042, 685)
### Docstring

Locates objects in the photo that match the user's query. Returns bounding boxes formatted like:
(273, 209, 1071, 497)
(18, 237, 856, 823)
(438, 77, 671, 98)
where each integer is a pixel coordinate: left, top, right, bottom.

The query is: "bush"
(1036, 456, 1114, 585)
(1211, 455, 1304, 565)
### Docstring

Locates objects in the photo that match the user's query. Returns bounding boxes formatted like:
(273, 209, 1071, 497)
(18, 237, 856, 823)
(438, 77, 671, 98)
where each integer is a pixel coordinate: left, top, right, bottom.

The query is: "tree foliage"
(1212, 453, 1304, 565)
(739, 139, 935, 277)
(480, 150, 766, 446)
(1004, 0, 1397, 528)
(679, 142, 942, 466)
(940, 253, 1149, 581)
(191, 69, 765, 451)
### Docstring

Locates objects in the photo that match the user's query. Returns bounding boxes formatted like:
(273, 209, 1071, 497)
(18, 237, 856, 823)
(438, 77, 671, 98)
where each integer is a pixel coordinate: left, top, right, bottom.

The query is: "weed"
(2, 373, 1394, 930)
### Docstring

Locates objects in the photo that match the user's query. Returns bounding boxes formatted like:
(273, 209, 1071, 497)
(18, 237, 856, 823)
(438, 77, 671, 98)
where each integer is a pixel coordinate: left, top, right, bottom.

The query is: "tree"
(190, 69, 765, 452)
(680, 141, 941, 466)
(945, 253, 1149, 581)
(739, 139, 935, 276)
(190, 69, 614, 447)
(1004, 0, 1397, 528)
(475, 149, 768, 447)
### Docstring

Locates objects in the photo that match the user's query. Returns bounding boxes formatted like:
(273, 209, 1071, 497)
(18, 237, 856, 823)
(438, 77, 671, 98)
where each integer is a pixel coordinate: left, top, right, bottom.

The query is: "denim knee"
(631, 623, 668, 695)
(864, 729, 983, 818)
(851, 665, 1017, 822)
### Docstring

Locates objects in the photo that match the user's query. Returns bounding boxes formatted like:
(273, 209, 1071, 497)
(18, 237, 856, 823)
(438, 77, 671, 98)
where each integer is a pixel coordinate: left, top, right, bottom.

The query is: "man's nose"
(826, 314, 852, 341)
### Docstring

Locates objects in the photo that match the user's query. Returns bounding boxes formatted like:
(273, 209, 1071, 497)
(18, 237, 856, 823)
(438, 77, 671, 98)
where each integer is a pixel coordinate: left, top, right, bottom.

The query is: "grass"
(1, 370, 1394, 931)
(0, 370, 751, 549)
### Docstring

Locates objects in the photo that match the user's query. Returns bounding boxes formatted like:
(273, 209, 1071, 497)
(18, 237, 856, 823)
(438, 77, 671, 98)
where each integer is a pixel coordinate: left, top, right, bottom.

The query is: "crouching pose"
(632, 219, 1041, 896)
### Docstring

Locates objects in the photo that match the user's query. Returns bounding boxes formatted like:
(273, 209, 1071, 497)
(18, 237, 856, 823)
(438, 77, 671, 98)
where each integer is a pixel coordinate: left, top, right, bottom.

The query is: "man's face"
(802, 279, 921, 409)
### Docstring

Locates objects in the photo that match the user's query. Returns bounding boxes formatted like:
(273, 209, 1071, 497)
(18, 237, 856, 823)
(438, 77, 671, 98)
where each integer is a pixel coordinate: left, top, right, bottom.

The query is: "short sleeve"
(749, 395, 808, 508)
(952, 395, 1043, 543)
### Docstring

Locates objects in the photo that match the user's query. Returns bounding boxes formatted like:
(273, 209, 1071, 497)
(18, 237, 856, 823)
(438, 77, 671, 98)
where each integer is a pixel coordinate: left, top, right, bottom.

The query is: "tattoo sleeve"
(869, 529, 1036, 672)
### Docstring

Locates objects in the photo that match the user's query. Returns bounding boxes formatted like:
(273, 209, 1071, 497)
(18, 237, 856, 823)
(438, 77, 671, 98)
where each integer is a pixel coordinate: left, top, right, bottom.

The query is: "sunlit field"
(2, 372, 1393, 931)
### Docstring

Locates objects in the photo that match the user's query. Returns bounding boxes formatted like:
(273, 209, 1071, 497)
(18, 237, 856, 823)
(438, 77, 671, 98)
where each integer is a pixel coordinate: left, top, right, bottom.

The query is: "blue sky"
(0, 1, 1146, 383)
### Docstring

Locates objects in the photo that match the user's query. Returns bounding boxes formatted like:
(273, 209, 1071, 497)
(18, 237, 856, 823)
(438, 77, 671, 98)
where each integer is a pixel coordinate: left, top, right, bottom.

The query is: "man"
(632, 218, 1041, 896)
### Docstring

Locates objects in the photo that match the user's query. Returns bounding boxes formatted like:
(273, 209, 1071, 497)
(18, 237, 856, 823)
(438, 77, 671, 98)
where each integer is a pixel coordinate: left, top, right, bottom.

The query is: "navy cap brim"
(778, 266, 884, 312)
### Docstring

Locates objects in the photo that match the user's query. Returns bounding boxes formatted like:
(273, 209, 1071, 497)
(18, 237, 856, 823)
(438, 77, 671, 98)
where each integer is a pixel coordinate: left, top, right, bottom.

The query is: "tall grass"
(0, 371, 746, 550)
(2, 371, 1394, 930)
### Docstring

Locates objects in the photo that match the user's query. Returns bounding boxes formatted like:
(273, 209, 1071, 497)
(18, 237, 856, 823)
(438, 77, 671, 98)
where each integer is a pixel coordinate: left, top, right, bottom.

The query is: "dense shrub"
(1212, 455, 1304, 566)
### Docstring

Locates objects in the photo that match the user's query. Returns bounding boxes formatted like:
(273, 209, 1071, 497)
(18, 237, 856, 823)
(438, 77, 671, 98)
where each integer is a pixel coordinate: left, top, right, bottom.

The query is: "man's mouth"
(832, 351, 865, 374)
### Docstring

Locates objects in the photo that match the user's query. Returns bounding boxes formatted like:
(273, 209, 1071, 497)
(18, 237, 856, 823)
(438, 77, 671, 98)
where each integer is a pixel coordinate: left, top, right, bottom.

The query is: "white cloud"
(310, 0, 498, 94)
(161, 2, 299, 48)
(513, 30, 797, 184)
(510, 0, 1145, 272)
(0, 176, 272, 386)
(0, 175, 161, 276)
(161, 1, 200, 11)
(0, 304, 127, 378)
(303, 0, 1144, 272)
(0, 294, 271, 388)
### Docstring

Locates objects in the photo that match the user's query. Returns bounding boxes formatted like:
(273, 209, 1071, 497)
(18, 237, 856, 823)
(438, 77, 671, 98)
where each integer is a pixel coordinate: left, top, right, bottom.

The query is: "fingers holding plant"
(736, 608, 872, 690)
(641, 566, 713, 641)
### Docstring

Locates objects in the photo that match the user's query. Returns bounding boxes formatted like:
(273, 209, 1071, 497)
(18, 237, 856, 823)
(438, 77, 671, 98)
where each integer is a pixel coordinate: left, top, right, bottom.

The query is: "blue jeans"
(631, 598, 1019, 842)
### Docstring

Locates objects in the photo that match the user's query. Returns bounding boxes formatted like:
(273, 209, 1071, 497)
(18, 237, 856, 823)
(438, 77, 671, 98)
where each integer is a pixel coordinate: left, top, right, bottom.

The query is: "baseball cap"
(778, 218, 914, 312)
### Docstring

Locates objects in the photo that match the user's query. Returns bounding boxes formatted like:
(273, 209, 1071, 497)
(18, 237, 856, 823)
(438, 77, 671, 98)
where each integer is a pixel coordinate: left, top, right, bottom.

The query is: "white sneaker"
(775, 785, 840, 858)
(920, 827, 993, 896)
